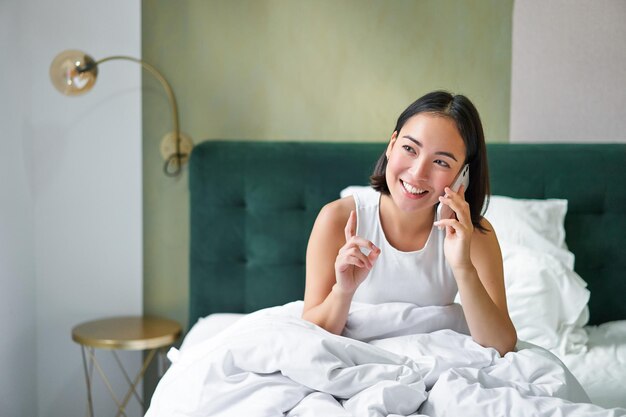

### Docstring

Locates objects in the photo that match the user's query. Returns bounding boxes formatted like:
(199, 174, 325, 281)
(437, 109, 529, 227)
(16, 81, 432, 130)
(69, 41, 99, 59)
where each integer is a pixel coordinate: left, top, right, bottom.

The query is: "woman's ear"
(386, 131, 398, 159)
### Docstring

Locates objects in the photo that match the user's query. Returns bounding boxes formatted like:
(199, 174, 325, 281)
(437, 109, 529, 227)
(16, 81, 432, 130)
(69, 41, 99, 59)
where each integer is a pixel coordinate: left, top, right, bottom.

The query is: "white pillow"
(484, 196, 575, 270)
(180, 313, 245, 351)
(502, 245, 589, 355)
(340, 185, 375, 199)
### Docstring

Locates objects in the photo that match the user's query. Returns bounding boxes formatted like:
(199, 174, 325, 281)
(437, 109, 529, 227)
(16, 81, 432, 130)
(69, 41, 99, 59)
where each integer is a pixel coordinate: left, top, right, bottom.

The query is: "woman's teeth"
(401, 180, 427, 195)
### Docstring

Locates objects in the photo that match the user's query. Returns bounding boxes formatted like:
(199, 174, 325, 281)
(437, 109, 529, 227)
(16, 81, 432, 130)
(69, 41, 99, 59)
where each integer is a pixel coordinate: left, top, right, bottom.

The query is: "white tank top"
(351, 188, 458, 306)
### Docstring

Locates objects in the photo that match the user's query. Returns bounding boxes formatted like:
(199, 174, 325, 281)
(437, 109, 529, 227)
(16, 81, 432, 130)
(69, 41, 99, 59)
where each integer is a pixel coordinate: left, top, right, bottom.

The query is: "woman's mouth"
(400, 180, 429, 198)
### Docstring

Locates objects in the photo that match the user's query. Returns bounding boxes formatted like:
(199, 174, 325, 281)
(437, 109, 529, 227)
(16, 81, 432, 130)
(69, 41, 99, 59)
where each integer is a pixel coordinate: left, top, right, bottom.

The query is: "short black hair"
(370, 90, 490, 232)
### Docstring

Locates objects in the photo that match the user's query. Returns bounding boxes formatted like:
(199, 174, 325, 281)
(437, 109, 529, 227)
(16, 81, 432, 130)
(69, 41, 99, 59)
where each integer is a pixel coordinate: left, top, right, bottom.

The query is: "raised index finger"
(344, 210, 357, 242)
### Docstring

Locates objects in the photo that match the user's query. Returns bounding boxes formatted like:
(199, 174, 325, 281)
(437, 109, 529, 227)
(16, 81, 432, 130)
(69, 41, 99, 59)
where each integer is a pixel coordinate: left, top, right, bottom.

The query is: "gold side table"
(72, 316, 182, 417)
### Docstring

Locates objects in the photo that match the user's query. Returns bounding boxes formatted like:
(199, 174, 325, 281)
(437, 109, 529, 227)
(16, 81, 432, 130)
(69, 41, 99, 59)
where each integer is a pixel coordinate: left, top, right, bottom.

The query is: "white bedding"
(154, 192, 625, 414)
(147, 301, 626, 417)
(560, 320, 626, 409)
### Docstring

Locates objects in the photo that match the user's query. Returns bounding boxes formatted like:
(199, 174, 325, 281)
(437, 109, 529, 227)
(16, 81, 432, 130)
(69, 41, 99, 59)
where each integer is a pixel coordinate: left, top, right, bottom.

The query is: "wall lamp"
(49, 50, 193, 177)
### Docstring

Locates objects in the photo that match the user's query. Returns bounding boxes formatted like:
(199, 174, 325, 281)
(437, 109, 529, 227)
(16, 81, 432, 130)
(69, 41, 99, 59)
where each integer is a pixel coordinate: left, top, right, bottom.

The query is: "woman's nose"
(408, 159, 429, 179)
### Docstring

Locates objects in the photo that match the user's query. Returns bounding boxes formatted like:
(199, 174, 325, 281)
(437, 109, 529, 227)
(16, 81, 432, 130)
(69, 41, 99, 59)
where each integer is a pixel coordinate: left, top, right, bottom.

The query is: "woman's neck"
(379, 194, 436, 252)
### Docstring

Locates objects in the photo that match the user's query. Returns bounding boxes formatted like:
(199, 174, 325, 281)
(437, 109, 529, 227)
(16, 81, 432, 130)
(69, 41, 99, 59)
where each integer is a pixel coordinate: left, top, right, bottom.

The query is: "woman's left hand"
(434, 185, 474, 271)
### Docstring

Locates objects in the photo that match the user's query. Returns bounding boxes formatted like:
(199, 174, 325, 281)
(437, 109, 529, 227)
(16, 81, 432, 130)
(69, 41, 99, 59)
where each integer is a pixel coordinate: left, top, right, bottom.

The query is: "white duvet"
(146, 302, 626, 417)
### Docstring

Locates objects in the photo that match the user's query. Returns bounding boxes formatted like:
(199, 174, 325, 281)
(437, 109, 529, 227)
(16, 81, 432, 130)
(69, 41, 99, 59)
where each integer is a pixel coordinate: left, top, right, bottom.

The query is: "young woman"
(302, 91, 517, 356)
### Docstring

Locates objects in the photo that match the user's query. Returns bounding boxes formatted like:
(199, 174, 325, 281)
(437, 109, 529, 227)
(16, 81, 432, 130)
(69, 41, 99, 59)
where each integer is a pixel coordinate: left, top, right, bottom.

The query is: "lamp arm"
(83, 56, 185, 176)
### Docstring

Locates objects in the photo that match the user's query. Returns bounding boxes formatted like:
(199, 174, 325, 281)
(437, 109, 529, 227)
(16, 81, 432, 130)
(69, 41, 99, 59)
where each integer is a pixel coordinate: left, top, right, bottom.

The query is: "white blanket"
(146, 302, 626, 417)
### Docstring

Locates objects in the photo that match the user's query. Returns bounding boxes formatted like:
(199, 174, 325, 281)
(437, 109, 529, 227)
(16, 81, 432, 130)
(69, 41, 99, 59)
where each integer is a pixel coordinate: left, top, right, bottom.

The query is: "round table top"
(72, 316, 182, 350)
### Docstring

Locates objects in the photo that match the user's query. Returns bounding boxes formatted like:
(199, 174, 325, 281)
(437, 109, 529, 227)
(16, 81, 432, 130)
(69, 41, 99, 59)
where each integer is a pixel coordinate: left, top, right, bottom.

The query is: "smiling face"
(384, 112, 467, 213)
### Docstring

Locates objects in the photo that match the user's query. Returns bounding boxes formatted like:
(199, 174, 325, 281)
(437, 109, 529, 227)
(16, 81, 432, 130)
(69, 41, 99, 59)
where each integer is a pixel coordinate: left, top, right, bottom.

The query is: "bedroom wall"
(510, 0, 626, 142)
(142, 0, 514, 331)
(2, 0, 143, 416)
(0, 2, 36, 415)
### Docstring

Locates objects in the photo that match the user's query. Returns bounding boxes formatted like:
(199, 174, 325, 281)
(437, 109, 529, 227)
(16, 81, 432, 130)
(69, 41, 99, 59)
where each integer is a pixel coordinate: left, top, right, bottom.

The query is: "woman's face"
(385, 112, 467, 213)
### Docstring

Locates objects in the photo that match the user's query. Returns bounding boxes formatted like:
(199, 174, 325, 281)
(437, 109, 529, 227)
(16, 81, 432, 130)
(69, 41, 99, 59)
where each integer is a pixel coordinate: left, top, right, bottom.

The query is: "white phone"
(435, 164, 470, 222)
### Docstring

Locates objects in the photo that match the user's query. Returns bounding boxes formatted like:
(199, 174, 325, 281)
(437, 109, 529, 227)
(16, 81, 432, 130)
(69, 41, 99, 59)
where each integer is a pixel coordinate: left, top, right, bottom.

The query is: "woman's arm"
(302, 199, 380, 334)
(457, 220, 517, 355)
(436, 188, 517, 356)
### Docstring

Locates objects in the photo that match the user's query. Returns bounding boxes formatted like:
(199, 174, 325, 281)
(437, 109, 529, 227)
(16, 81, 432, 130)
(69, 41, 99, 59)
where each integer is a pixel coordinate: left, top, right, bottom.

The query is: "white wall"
(510, 0, 626, 142)
(0, 0, 143, 416)
(0, 2, 37, 415)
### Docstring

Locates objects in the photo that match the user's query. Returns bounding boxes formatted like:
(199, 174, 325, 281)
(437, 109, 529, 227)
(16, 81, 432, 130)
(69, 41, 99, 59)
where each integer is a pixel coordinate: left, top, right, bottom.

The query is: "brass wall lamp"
(49, 50, 193, 177)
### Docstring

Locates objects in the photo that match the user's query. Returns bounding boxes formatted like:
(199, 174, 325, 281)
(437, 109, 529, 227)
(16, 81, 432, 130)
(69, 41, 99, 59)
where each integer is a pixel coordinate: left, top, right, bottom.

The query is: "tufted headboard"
(189, 141, 626, 327)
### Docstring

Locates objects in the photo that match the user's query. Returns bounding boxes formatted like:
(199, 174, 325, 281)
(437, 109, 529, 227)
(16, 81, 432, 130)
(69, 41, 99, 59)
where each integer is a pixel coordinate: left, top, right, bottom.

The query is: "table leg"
(112, 350, 144, 407)
(114, 348, 157, 417)
(80, 346, 95, 417)
(85, 348, 128, 417)
(78, 346, 168, 417)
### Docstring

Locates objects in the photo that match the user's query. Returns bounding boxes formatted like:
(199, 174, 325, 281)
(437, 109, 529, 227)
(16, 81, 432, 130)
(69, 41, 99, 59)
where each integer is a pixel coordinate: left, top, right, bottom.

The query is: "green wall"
(142, 0, 513, 329)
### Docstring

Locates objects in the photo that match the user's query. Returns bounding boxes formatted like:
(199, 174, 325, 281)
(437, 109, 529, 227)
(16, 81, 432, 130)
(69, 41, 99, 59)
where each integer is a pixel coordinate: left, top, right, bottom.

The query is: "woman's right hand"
(334, 210, 381, 294)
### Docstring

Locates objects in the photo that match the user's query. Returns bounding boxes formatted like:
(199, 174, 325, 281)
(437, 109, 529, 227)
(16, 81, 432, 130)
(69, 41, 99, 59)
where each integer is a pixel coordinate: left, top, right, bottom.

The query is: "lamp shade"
(49, 50, 98, 96)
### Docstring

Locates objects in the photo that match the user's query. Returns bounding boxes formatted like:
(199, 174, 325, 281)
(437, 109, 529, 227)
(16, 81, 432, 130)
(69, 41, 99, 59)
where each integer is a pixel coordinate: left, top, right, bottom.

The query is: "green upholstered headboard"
(189, 141, 626, 327)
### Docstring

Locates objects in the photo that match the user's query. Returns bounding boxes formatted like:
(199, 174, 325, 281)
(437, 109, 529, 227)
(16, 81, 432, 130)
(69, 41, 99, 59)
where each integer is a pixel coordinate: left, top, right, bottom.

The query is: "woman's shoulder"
(471, 217, 502, 257)
(308, 197, 356, 251)
(317, 196, 356, 229)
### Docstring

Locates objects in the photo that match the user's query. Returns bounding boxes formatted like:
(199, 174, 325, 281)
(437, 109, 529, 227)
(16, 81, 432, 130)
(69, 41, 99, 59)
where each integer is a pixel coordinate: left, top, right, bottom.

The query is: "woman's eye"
(402, 145, 415, 154)
(435, 159, 450, 168)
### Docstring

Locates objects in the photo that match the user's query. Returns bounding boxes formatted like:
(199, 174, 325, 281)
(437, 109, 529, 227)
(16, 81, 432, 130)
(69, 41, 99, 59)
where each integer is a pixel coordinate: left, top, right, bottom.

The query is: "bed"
(148, 141, 626, 416)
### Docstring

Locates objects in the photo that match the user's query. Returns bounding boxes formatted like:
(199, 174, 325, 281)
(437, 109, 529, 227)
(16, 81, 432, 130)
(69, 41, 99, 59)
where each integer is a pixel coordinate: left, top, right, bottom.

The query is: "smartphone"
(435, 164, 470, 222)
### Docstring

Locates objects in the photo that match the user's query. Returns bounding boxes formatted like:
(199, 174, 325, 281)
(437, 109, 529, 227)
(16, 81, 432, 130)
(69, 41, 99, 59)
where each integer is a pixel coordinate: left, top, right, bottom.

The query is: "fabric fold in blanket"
(146, 301, 626, 417)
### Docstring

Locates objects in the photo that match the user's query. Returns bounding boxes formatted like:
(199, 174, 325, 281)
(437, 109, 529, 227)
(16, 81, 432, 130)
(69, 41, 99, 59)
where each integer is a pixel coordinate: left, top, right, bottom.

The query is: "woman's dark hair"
(370, 90, 490, 232)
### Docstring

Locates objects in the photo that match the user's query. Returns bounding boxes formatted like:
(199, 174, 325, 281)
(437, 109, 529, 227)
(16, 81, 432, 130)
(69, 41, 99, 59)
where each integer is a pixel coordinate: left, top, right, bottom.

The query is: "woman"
(302, 91, 517, 356)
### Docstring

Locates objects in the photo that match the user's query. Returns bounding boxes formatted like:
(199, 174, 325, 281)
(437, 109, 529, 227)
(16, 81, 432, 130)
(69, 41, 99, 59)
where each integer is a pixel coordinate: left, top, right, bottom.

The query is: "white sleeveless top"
(351, 189, 458, 306)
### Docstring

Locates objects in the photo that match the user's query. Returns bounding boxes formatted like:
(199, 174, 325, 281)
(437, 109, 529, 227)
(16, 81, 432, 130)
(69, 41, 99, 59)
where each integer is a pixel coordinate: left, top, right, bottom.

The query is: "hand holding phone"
(435, 164, 469, 223)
